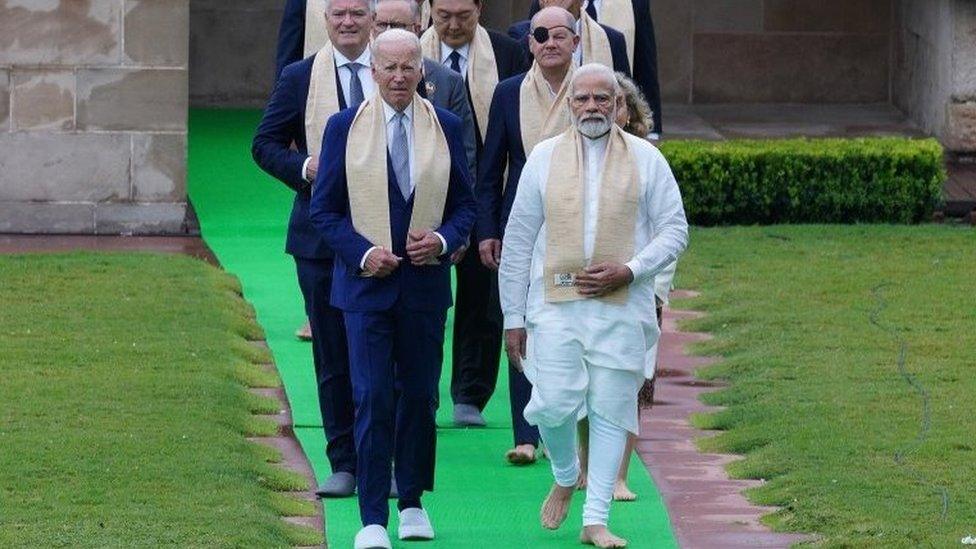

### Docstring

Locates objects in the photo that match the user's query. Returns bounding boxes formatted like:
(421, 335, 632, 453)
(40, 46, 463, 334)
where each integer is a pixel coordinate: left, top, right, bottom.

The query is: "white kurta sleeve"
(625, 151, 689, 283)
(499, 151, 547, 330)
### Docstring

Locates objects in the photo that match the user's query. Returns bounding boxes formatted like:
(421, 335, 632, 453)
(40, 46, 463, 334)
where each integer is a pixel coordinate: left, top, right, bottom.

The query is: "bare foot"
(576, 468, 587, 490)
(612, 479, 636, 501)
(540, 483, 574, 529)
(580, 525, 628, 548)
(505, 444, 537, 465)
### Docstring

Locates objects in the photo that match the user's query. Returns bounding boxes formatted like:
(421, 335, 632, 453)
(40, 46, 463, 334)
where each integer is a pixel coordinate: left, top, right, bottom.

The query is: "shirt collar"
(334, 46, 371, 68)
(440, 42, 471, 63)
(382, 99, 414, 124)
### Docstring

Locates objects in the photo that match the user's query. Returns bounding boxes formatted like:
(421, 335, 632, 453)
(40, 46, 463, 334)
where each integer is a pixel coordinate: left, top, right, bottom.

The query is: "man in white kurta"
(498, 64, 687, 548)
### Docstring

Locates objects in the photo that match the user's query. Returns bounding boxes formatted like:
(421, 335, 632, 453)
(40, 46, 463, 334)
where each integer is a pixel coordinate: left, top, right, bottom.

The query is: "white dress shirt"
(358, 100, 447, 269)
(440, 42, 471, 79)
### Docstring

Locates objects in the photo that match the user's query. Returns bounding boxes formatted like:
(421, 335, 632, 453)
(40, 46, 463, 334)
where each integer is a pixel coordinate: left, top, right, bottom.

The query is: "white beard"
(577, 116, 611, 139)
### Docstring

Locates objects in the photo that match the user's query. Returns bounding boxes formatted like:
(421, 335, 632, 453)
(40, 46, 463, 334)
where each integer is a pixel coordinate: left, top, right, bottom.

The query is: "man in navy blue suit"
(476, 6, 579, 466)
(253, 0, 378, 499)
(529, 0, 662, 135)
(310, 29, 476, 549)
(507, 0, 630, 76)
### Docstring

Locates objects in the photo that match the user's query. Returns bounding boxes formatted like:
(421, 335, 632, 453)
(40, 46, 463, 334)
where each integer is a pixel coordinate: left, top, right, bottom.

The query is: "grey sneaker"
(452, 403, 487, 427)
(314, 471, 355, 498)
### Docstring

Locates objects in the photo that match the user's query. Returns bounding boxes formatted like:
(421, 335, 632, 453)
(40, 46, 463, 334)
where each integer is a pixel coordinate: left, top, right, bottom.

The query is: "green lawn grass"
(674, 225, 976, 548)
(0, 253, 316, 547)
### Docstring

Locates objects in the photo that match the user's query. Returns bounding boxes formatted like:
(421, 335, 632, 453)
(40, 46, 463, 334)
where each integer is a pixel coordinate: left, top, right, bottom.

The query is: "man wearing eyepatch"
(475, 5, 580, 466)
(506, 0, 630, 79)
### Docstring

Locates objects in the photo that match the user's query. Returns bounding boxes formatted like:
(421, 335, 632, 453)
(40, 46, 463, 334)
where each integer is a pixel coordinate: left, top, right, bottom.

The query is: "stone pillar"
(0, 0, 190, 234)
(894, 0, 976, 153)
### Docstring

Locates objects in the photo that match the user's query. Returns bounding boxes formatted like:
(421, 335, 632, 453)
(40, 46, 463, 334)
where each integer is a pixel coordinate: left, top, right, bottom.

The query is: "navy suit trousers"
(294, 257, 356, 475)
(344, 304, 446, 527)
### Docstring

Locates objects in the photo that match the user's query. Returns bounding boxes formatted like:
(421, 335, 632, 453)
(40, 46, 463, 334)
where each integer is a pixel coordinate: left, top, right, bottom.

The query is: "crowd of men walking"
(252, 0, 686, 546)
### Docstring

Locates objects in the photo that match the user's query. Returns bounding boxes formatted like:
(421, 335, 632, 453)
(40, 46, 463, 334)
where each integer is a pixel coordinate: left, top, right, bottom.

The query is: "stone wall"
(652, 0, 894, 103)
(0, 0, 190, 234)
(893, 0, 976, 153)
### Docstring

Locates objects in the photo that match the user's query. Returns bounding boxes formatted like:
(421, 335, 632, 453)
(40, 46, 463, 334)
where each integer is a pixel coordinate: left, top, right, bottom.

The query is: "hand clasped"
(575, 262, 634, 297)
(405, 229, 443, 266)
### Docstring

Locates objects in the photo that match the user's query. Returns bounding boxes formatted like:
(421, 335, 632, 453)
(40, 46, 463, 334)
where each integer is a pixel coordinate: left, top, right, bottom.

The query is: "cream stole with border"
(304, 42, 342, 159)
(596, 0, 635, 72)
(579, 12, 614, 69)
(518, 63, 574, 163)
(544, 125, 638, 304)
(345, 95, 451, 260)
(420, 24, 498, 141)
(304, 0, 329, 57)
(419, 0, 431, 31)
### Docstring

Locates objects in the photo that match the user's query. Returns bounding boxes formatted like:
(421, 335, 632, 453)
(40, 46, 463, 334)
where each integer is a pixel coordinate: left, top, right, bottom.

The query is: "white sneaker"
(354, 524, 392, 549)
(398, 507, 435, 540)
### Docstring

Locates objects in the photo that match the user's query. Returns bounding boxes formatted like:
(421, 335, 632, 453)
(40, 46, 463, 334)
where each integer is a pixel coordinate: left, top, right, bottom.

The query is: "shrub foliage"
(658, 138, 945, 225)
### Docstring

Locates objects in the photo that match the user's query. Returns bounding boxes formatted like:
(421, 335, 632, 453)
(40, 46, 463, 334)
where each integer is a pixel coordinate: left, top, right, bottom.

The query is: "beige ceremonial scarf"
(420, 24, 498, 141)
(595, 0, 635, 72)
(304, 0, 329, 56)
(519, 63, 574, 159)
(345, 95, 451, 258)
(578, 12, 614, 69)
(544, 125, 638, 304)
(305, 42, 342, 159)
(419, 0, 431, 31)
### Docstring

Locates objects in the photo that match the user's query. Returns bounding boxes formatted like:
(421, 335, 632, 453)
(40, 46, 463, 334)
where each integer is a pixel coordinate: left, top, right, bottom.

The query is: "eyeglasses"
(374, 20, 412, 31)
(531, 25, 575, 44)
(570, 93, 613, 107)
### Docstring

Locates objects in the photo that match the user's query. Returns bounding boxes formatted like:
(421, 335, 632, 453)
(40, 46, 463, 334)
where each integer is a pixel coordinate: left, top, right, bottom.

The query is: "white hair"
(372, 0, 420, 20)
(370, 28, 423, 65)
(570, 63, 620, 95)
(324, 0, 374, 14)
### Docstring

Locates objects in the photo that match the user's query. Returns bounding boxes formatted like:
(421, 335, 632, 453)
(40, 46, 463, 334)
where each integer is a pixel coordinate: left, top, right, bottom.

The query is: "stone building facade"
(0, 0, 189, 234)
(1, 0, 973, 234)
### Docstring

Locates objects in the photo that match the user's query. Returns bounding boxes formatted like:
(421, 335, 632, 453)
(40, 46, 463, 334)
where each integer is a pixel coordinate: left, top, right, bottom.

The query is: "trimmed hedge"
(657, 137, 945, 225)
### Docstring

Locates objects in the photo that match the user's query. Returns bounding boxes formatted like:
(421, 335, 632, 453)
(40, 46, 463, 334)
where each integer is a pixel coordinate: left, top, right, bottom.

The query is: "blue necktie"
(448, 50, 462, 74)
(585, 0, 598, 21)
(390, 112, 411, 199)
(347, 62, 365, 107)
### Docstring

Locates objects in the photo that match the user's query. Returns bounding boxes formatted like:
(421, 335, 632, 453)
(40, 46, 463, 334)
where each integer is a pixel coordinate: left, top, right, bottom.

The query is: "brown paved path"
(636, 290, 813, 548)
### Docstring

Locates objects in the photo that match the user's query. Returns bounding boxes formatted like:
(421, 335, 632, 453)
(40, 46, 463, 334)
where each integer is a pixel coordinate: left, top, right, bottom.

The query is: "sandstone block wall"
(0, 0, 191, 234)
(893, 0, 976, 153)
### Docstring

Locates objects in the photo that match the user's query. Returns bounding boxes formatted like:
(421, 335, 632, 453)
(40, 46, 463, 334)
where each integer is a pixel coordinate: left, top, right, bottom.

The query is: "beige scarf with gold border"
(345, 95, 451, 257)
(595, 0, 634, 72)
(519, 62, 574, 160)
(304, 42, 343, 159)
(420, 24, 498, 141)
(544, 125, 638, 304)
(579, 12, 613, 68)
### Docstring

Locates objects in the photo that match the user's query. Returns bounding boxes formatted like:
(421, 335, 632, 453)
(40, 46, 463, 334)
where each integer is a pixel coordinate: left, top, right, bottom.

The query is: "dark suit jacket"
(466, 29, 530, 147)
(475, 72, 529, 243)
(506, 19, 630, 77)
(252, 54, 348, 259)
(310, 106, 477, 312)
(422, 58, 477, 181)
(275, 0, 305, 80)
(528, 0, 662, 132)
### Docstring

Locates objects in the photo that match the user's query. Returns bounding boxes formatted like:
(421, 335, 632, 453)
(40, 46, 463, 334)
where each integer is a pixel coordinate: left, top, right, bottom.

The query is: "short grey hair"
(570, 63, 620, 95)
(324, 0, 374, 14)
(531, 6, 576, 30)
(372, 0, 420, 20)
(370, 28, 423, 65)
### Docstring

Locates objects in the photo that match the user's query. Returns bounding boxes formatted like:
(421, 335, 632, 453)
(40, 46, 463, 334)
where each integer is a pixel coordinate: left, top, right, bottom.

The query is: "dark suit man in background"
(310, 30, 476, 548)
(507, 0, 629, 77)
(530, 0, 661, 135)
(253, 0, 378, 499)
(420, 0, 529, 427)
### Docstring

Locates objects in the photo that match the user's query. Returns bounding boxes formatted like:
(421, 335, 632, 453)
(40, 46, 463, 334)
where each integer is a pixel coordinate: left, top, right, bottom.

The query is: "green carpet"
(188, 108, 678, 548)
